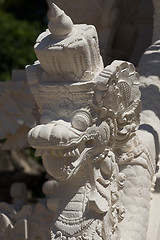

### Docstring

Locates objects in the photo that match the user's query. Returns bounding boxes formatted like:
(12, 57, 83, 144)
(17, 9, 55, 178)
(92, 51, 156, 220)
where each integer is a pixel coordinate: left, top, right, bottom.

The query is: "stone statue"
(1, 1, 160, 239)
(26, 4, 156, 240)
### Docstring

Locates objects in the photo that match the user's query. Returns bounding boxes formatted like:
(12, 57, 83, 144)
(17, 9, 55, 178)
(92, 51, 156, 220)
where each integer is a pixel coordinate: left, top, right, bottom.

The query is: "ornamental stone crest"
(26, 4, 156, 240)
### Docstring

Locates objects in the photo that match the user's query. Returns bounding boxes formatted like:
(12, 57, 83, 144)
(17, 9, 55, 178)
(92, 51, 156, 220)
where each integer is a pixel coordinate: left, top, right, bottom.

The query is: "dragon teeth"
(64, 151, 71, 157)
(68, 151, 72, 156)
(72, 149, 77, 156)
(75, 148, 80, 156)
(51, 147, 81, 157)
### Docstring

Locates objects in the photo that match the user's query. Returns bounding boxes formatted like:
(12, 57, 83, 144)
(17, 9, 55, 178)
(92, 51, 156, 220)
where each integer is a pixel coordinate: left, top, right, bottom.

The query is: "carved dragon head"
(26, 5, 143, 239)
(28, 61, 141, 181)
(26, 4, 141, 182)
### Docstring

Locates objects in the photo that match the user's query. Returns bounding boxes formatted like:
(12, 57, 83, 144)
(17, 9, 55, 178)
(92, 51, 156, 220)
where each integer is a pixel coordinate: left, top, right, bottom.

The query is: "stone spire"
(48, 3, 73, 38)
(29, 3, 104, 86)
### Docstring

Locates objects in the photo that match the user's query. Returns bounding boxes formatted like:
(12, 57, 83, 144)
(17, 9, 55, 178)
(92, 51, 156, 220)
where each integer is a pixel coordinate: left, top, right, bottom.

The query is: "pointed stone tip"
(50, 3, 64, 19)
(48, 3, 74, 38)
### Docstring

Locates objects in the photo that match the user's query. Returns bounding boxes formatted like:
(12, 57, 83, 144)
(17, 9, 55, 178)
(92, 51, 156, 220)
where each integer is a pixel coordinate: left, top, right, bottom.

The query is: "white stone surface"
(26, 4, 157, 239)
(1, 1, 160, 239)
(33, 4, 103, 84)
(137, 0, 160, 239)
(47, 0, 140, 65)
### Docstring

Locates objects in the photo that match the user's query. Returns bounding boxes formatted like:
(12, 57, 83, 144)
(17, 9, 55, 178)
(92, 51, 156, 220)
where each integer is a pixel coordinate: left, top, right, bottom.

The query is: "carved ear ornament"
(91, 61, 141, 146)
(94, 61, 140, 117)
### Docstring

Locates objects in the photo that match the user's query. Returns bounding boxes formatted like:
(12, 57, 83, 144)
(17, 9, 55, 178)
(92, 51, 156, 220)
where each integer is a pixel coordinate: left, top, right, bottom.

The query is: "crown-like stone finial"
(33, 4, 103, 82)
(48, 3, 73, 37)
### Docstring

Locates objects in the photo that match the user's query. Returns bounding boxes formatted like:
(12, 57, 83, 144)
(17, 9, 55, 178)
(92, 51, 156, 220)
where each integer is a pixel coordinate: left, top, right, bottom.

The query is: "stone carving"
(0, 1, 159, 239)
(47, 0, 140, 64)
(26, 4, 156, 240)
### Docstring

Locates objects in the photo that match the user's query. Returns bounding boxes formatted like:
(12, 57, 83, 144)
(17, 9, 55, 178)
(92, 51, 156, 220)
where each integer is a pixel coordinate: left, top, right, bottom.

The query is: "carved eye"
(71, 110, 92, 131)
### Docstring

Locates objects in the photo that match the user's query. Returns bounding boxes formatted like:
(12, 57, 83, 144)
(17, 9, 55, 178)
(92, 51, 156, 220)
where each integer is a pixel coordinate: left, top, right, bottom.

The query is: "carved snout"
(28, 120, 82, 148)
